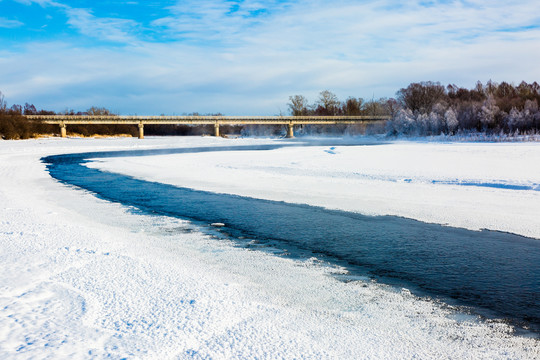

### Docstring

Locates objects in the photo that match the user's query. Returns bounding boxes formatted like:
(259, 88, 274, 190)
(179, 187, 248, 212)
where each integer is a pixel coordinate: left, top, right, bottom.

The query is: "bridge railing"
(24, 115, 390, 138)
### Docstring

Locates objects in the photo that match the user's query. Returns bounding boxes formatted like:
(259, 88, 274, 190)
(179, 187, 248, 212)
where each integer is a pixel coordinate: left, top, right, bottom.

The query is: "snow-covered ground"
(1, 137, 539, 359)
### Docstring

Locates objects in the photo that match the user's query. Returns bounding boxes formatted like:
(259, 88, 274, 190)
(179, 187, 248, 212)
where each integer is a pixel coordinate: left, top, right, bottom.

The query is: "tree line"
(288, 90, 393, 117)
(285, 90, 393, 136)
(0, 92, 55, 139)
(387, 81, 540, 136)
(2, 81, 540, 139)
(0, 94, 141, 139)
(288, 81, 540, 136)
(0, 94, 222, 139)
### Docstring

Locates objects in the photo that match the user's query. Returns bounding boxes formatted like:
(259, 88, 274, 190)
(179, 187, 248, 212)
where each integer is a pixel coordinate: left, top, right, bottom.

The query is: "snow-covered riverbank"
(1, 137, 539, 359)
(90, 139, 540, 239)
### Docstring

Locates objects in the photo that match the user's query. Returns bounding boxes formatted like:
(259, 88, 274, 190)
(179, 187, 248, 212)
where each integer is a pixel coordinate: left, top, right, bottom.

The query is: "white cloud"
(0, 17, 23, 28)
(65, 8, 140, 44)
(11, 0, 140, 43)
(1, 0, 540, 114)
(12, 0, 66, 8)
(151, 0, 285, 44)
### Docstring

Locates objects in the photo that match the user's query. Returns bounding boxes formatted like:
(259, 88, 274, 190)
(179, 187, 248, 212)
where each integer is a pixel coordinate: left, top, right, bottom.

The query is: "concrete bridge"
(24, 115, 390, 139)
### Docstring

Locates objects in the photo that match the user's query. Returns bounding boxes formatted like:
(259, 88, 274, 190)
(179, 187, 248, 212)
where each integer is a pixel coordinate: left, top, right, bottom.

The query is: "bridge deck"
(24, 115, 390, 138)
(25, 115, 390, 125)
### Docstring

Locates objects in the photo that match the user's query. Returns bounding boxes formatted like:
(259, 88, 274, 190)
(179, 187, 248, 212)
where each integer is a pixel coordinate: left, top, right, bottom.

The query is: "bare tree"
(288, 95, 309, 116)
(0, 91, 6, 112)
(343, 97, 364, 115)
(396, 81, 447, 113)
(315, 90, 340, 115)
(23, 103, 37, 115)
(86, 106, 114, 115)
(384, 98, 401, 118)
(363, 98, 388, 116)
(10, 104, 22, 114)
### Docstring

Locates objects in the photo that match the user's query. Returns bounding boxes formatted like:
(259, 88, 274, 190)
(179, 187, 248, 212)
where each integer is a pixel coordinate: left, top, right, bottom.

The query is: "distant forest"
(289, 81, 540, 136)
(1, 80, 540, 139)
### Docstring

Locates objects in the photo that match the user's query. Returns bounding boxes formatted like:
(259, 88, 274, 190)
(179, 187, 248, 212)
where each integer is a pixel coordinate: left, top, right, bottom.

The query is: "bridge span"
(24, 115, 390, 139)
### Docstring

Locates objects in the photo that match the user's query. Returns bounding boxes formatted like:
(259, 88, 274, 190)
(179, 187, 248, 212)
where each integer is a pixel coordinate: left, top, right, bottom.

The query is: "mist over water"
(43, 144, 540, 334)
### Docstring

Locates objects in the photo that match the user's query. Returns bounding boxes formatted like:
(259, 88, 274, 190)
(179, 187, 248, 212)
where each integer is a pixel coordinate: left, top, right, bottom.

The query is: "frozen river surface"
(1, 137, 539, 359)
(46, 144, 540, 332)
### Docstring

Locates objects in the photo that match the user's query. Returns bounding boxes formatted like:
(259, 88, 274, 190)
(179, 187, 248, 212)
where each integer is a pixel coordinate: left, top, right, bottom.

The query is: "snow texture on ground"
(89, 139, 540, 239)
(1, 137, 539, 359)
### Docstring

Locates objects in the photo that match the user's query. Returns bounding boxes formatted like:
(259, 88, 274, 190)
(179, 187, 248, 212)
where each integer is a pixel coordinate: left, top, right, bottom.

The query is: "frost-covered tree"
(524, 99, 539, 113)
(506, 108, 523, 131)
(415, 113, 429, 135)
(389, 80, 540, 136)
(428, 103, 447, 134)
(524, 99, 540, 129)
(521, 100, 538, 130)
(0, 91, 6, 112)
(86, 106, 113, 115)
(456, 103, 479, 130)
(478, 95, 499, 131)
(444, 108, 458, 134)
(506, 100, 540, 131)
(387, 108, 415, 135)
(427, 111, 443, 134)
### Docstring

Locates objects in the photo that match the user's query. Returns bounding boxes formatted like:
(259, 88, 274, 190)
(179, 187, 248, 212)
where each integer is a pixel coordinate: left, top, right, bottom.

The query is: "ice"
(89, 140, 540, 239)
(0, 137, 539, 359)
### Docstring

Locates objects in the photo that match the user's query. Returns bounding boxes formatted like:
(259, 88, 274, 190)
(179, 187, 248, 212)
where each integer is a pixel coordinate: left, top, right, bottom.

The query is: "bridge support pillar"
(60, 123, 67, 138)
(214, 123, 220, 137)
(138, 123, 144, 139)
(286, 123, 294, 138)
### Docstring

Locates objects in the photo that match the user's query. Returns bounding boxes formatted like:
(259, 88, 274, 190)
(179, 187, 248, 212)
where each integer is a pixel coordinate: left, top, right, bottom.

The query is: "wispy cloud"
(1, 0, 540, 114)
(151, 0, 287, 43)
(10, 0, 142, 43)
(12, 0, 65, 8)
(0, 17, 24, 28)
(65, 8, 140, 44)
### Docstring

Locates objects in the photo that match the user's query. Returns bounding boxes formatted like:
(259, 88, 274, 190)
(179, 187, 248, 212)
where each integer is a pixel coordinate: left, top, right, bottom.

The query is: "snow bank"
(1, 137, 539, 359)
(89, 140, 540, 239)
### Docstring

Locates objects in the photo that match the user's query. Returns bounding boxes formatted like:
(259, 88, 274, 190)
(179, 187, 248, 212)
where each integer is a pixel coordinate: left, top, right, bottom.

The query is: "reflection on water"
(43, 144, 540, 333)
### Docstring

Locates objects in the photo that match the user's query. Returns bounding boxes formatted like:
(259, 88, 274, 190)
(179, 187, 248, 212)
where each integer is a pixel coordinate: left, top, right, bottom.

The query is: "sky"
(1, 0, 540, 115)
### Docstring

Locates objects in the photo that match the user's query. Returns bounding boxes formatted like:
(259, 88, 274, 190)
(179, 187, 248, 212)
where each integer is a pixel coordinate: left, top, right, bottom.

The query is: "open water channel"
(42, 144, 540, 335)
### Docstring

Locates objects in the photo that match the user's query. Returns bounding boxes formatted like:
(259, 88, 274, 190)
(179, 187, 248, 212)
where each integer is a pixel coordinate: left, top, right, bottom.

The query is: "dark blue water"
(431, 180, 540, 191)
(42, 145, 540, 334)
(395, 178, 537, 191)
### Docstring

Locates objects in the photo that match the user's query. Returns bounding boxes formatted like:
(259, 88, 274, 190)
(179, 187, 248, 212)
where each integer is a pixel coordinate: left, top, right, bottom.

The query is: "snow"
(89, 139, 540, 239)
(1, 136, 539, 359)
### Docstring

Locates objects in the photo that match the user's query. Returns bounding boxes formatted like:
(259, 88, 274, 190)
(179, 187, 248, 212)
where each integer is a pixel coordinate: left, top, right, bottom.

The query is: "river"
(42, 144, 540, 334)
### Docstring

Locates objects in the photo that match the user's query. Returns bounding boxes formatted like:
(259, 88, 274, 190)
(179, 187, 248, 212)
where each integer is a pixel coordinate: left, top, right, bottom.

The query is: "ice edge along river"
(1, 137, 539, 359)
(87, 138, 540, 240)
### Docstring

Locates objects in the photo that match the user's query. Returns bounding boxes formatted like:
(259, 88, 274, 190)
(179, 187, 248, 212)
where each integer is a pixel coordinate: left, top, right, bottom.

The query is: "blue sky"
(1, 0, 540, 115)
